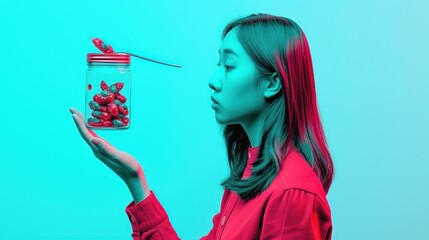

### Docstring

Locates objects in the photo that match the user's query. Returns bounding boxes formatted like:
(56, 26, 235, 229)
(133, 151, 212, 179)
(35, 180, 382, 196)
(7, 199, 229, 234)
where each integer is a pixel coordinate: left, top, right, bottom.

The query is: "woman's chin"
(214, 114, 227, 125)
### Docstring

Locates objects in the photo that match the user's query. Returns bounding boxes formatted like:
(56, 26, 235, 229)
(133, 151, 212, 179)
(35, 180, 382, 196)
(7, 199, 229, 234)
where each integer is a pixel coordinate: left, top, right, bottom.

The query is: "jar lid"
(87, 53, 130, 64)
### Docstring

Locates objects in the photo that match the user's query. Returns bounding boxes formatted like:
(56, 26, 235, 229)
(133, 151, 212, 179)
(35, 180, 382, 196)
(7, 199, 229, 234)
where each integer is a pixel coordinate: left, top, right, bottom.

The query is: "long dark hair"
(219, 13, 335, 202)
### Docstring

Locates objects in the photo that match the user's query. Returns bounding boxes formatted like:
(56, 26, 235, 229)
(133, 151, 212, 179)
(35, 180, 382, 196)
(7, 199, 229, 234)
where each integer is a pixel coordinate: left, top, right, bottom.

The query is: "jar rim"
(87, 53, 130, 64)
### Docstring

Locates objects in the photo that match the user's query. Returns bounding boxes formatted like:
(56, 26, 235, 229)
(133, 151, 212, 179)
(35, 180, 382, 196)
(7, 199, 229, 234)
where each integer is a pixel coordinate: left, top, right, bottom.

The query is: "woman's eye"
(216, 63, 233, 71)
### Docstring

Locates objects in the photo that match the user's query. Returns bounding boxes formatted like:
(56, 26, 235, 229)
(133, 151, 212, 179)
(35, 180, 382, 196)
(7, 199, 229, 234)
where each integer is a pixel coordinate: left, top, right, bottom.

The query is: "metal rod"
(118, 52, 182, 68)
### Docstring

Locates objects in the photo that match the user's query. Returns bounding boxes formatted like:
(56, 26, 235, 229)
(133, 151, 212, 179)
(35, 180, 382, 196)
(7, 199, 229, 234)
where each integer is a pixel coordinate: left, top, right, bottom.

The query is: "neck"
(240, 110, 266, 148)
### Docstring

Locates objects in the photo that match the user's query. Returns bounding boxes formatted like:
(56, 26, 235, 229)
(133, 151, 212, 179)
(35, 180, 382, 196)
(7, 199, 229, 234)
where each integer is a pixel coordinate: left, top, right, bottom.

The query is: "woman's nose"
(208, 76, 221, 92)
(208, 81, 216, 91)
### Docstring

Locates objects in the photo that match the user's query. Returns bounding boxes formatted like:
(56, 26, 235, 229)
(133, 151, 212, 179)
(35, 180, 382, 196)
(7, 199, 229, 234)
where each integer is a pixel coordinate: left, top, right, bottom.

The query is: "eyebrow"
(218, 48, 239, 58)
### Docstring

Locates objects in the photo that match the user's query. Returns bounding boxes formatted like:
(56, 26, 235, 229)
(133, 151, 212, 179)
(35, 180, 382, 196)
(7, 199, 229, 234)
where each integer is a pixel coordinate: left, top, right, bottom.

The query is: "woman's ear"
(263, 72, 282, 99)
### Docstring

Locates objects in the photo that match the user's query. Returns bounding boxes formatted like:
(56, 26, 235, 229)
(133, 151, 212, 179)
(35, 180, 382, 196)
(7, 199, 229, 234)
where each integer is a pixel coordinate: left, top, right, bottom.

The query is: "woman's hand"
(69, 107, 144, 182)
(69, 107, 150, 203)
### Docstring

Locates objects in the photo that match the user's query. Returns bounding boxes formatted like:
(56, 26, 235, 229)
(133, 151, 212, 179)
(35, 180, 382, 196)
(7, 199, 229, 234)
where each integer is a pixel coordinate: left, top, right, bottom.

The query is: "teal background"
(1, 0, 428, 239)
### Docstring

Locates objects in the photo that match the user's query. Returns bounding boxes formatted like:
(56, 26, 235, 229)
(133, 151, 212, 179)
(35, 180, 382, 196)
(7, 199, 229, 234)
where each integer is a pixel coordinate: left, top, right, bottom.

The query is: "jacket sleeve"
(125, 190, 180, 240)
(260, 188, 333, 240)
(125, 189, 231, 240)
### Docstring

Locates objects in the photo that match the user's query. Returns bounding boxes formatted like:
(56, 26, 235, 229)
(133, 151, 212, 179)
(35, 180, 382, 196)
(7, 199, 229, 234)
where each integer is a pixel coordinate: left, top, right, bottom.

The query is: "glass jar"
(85, 53, 131, 130)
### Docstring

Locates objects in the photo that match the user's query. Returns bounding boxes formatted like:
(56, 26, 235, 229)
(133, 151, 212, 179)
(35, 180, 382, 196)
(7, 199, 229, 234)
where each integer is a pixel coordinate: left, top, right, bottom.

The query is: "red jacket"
(125, 146, 333, 239)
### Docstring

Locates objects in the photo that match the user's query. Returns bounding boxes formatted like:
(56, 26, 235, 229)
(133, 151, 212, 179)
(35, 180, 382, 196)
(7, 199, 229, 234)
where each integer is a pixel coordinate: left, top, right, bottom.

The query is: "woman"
(70, 13, 334, 240)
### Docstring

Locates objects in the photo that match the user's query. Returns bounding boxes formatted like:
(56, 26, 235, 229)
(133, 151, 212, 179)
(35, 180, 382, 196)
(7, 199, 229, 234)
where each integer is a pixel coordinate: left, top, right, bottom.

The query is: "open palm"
(69, 107, 142, 181)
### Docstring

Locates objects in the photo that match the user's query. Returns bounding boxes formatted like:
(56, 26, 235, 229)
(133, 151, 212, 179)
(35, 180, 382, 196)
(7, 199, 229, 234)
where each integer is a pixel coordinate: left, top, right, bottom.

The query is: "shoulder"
(270, 147, 330, 211)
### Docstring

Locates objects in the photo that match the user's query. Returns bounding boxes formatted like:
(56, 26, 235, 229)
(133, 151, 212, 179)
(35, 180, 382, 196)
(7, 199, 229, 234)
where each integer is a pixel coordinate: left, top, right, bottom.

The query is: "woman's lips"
(211, 96, 219, 104)
(211, 102, 219, 109)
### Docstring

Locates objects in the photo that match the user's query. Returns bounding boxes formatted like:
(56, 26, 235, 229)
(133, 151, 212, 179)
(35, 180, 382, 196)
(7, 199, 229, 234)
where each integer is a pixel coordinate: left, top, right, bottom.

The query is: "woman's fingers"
(70, 107, 100, 138)
(70, 107, 84, 120)
(70, 112, 98, 151)
(69, 107, 115, 148)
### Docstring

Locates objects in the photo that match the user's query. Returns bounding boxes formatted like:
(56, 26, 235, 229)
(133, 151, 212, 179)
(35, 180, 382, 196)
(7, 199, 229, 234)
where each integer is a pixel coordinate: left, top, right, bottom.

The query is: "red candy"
(88, 121, 103, 127)
(107, 102, 119, 116)
(118, 105, 128, 115)
(114, 82, 124, 91)
(100, 80, 109, 91)
(100, 112, 111, 121)
(99, 106, 108, 112)
(115, 93, 127, 103)
(122, 117, 129, 124)
(104, 92, 115, 103)
(101, 120, 113, 127)
(93, 94, 103, 104)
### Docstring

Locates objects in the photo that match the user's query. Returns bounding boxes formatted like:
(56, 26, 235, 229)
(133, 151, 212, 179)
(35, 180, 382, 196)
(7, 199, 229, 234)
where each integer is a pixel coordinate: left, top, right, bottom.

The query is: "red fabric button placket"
(216, 148, 256, 239)
(216, 193, 240, 239)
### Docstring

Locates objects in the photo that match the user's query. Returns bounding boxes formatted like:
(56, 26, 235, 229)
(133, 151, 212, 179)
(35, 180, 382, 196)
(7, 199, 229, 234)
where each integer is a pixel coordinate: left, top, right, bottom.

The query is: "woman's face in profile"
(208, 27, 266, 126)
